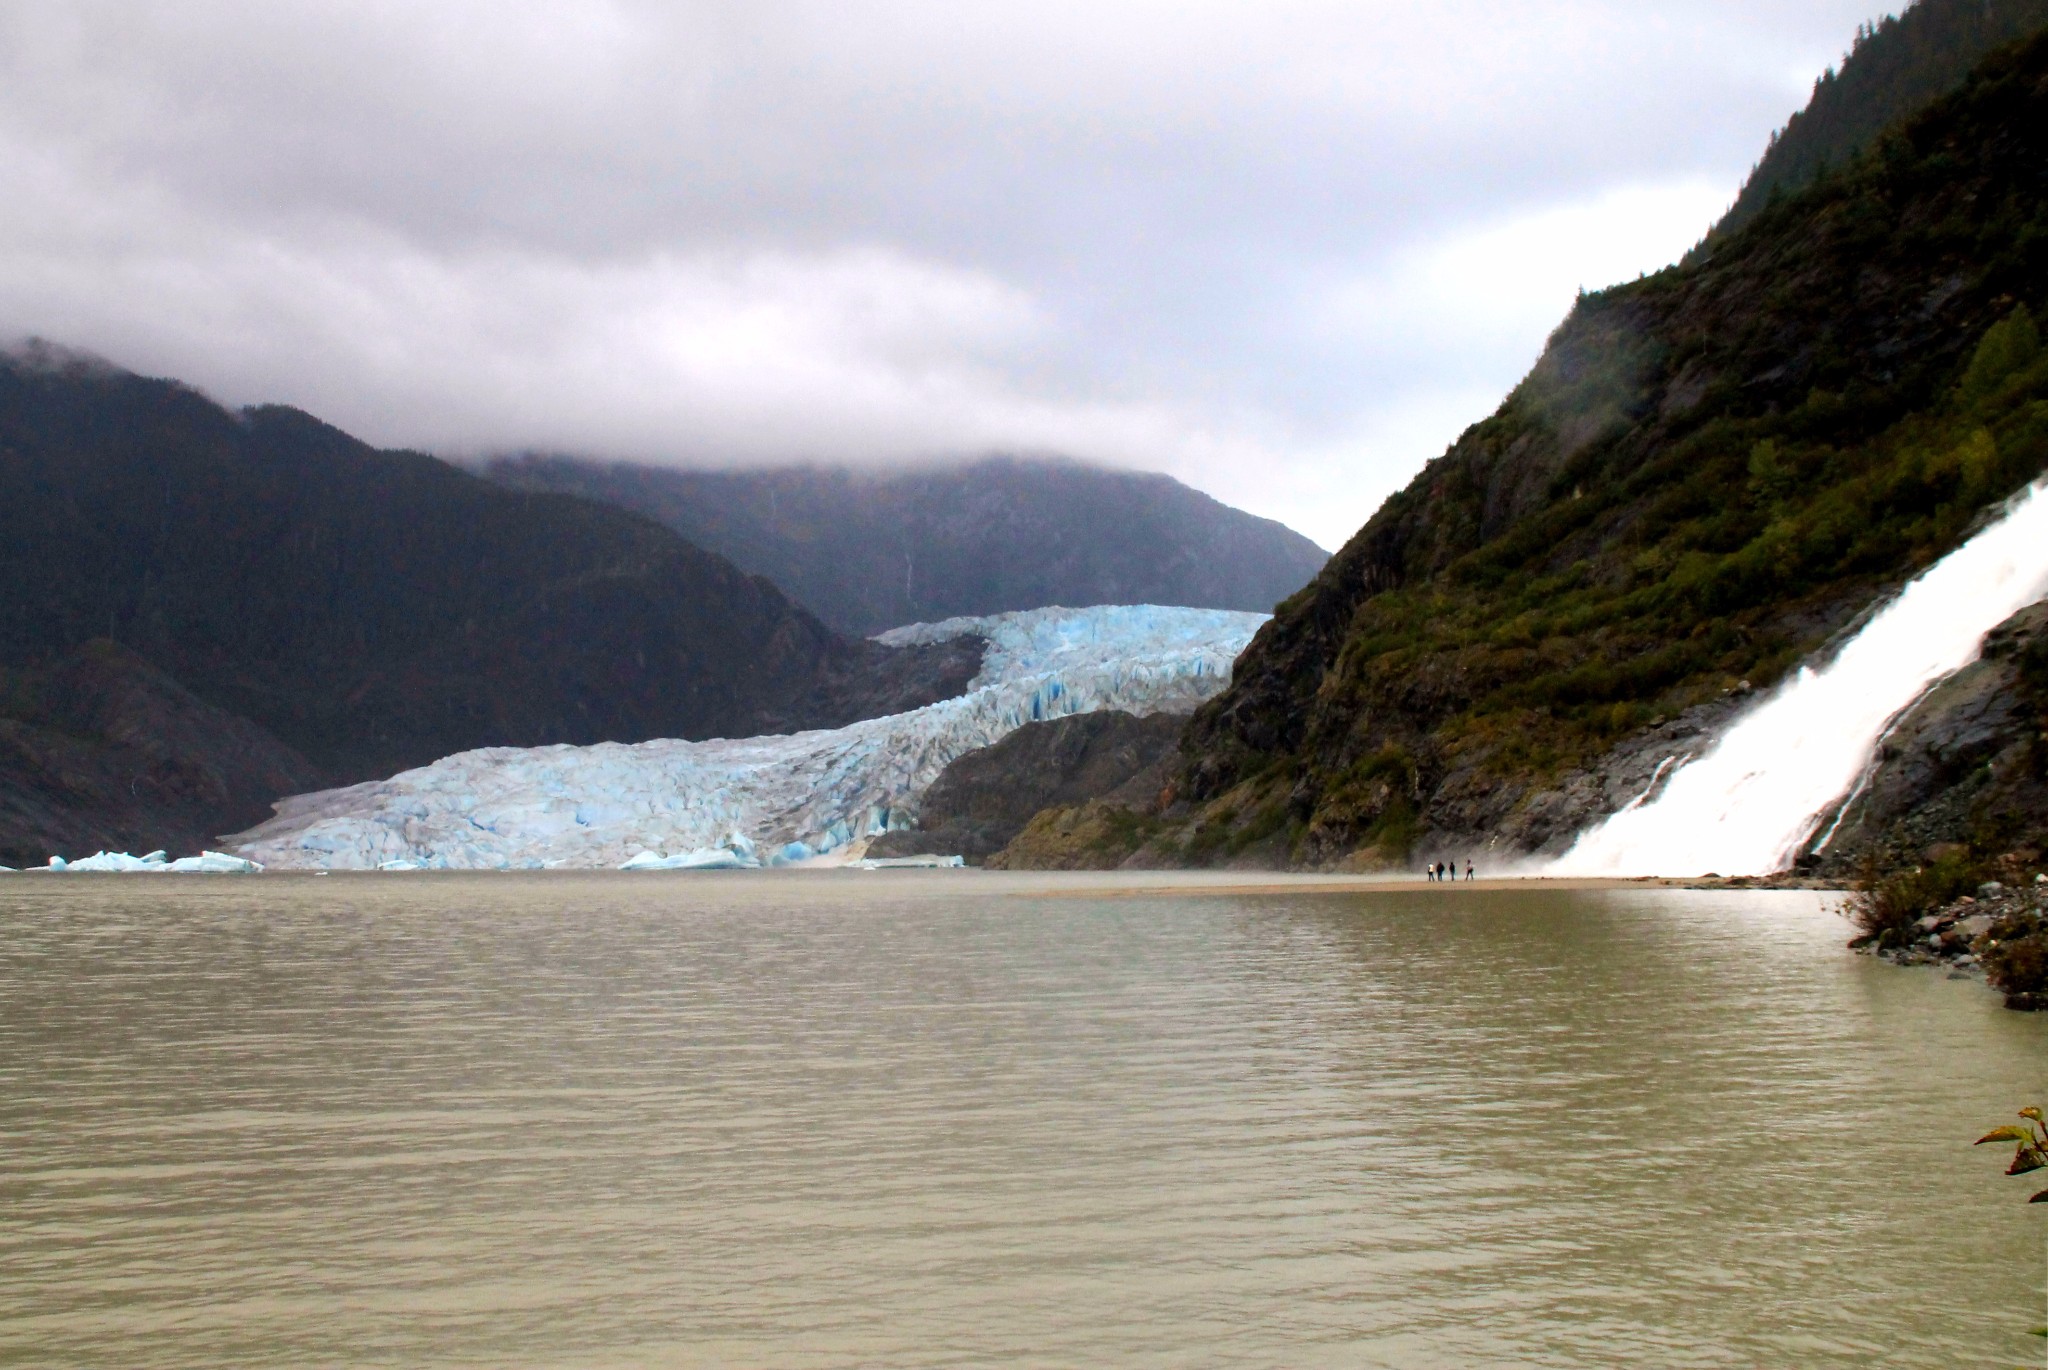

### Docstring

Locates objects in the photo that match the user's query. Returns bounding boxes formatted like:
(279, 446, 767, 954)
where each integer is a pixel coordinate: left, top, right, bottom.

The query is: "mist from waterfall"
(1547, 479, 2048, 878)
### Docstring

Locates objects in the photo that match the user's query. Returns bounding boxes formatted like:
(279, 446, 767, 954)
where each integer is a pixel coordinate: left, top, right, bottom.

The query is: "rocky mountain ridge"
(488, 455, 1328, 637)
(0, 346, 982, 860)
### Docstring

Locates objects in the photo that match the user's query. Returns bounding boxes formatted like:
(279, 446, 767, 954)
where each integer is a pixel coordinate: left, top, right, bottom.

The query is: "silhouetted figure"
(1465, 860, 1474, 881)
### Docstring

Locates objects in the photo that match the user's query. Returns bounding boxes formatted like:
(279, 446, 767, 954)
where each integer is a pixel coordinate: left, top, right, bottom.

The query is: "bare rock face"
(1814, 599, 2048, 872)
(1425, 696, 1748, 858)
(775, 634, 987, 735)
(865, 710, 1183, 863)
(0, 640, 325, 865)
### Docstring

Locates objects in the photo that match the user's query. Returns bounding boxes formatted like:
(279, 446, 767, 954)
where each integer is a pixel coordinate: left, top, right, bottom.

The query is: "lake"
(1, 872, 2042, 1367)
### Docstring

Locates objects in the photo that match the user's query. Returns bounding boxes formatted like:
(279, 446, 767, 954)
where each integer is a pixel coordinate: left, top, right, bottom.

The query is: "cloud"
(0, 1, 1886, 549)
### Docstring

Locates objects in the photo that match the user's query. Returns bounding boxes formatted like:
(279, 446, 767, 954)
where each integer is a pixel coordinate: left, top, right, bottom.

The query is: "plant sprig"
(1976, 1107, 2048, 1204)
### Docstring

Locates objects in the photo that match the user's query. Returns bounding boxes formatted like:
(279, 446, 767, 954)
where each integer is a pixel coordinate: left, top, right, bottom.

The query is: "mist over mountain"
(0, 348, 982, 861)
(487, 456, 1328, 637)
(999, 21, 2048, 874)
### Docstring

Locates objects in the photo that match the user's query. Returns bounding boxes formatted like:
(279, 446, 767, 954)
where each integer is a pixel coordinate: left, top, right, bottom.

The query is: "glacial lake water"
(1, 872, 2043, 1368)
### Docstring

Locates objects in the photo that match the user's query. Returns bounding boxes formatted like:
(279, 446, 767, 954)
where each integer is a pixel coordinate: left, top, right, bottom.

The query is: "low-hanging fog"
(0, 1, 1884, 548)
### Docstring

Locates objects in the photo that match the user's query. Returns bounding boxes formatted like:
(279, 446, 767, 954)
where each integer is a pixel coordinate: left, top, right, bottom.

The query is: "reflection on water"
(0, 872, 2042, 1368)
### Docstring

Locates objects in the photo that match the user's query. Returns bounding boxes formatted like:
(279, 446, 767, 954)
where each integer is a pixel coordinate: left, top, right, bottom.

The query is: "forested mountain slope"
(1102, 28, 2048, 871)
(488, 455, 1328, 637)
(0, 349, 980, 797)
(1715, 0, 2048, 240)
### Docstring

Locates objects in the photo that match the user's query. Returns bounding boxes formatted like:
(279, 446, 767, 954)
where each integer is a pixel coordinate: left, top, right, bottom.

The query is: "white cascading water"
(1548, 479, 2048, 877)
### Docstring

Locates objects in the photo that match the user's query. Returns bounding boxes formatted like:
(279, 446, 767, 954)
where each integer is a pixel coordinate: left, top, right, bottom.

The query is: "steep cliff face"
(0, 349, 979, 789)
(488, 455, 1328, 637)
(1142, 30, 2048, 870)
(1816, 599, 2048, 873)
(864, 710, 1183, 863)
(0, 640, 325, 866)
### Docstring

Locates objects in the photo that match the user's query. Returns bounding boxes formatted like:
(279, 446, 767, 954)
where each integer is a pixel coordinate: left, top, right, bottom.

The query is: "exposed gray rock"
(865, 710, 1184, 863)
(1813, 599, 2048, 871)
(1421, 696, 1746, 858)
(0, 640, 325, 866)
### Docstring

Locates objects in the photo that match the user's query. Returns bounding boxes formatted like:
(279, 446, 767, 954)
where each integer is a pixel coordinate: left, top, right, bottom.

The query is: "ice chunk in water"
(34, 849, 263, 873)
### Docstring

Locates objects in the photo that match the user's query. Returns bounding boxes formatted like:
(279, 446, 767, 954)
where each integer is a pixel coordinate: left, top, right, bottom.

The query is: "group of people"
(1425, 859, 1473, 882)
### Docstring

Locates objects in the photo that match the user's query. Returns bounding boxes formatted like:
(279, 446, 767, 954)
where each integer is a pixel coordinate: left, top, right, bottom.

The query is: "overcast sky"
(0, 1, 1887, 548)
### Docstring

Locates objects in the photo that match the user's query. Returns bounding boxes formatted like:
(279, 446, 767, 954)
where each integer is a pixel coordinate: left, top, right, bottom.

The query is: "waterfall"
(1547, 479, 2048, 878)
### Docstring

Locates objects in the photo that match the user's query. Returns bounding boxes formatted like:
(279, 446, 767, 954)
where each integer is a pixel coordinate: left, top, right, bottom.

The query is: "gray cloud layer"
(0, 1, 1883, 546)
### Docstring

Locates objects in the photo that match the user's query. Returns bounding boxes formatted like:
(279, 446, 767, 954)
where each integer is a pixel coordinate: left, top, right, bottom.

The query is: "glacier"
(228, 605, 1266, 871)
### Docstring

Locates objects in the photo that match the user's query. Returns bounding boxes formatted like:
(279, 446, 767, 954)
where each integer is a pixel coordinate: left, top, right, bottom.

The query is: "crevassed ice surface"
(230, 605, 1266, 871)
(1550, 479, 2048, 878)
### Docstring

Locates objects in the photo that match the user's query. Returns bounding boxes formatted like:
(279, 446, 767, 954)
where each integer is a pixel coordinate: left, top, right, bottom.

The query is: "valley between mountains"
(7, 1, 2048, 987)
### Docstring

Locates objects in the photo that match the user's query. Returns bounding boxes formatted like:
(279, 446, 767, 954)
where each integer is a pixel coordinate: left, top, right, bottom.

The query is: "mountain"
(1714, 0, 2048, 240)
(0, 639, 325, 867)
(223, 607, 1263, 870)
(1003, 24, 2048, 872)
(863, 709, 1184, 864)
(0, 346, 983, 844)
(486, 455, 1328, 637)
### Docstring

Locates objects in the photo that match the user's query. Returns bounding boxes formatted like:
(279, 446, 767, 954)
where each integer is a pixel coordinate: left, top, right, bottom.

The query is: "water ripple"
(0, 873, 2042, 1367)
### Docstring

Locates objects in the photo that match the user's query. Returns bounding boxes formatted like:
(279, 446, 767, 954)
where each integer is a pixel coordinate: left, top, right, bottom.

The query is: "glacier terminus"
(225, 605, 1266, 870)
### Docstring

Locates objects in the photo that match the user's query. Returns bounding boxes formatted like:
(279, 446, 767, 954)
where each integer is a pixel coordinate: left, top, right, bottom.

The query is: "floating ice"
(30, 850, 262, 873)
(165, 851, 264, 874)
(619, 843, 759, 871)
(1549, 480, 2048, 877)
(230, 605, 1266, 871)
(853, 855, 966, 870)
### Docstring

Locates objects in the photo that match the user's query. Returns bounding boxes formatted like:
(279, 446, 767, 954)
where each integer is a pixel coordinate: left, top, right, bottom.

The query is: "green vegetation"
(1982, 911, 2048, 1007)
(1973, 1107, 2048, 1344)
(1168, 28, 2048, 867)
(1845, 850, 1991, 948)
(1976, 1107, 2048, 1205)
(1716, 0, 2048, 240)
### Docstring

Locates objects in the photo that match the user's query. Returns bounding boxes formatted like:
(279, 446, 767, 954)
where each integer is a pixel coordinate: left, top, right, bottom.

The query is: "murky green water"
(0, 872, 2042, 1367)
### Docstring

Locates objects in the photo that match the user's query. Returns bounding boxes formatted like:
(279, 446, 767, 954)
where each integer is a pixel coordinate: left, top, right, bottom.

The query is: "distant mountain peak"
(1711, 0, 2048, 242)
(488, 453, 1328, 637)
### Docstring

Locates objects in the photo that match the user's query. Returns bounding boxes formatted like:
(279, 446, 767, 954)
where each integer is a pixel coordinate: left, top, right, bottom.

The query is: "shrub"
(1981, 910, 2048, 1010)
(1843, 851, 1983, 947)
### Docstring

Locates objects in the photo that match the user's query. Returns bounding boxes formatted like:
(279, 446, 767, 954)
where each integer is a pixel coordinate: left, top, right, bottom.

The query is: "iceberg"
(230, 604, 1266, 871)
(30, 849, 262, 873)
(619, 847, 755, 871)
(57, 850, 166, 873)
(164, 851, 263, 873)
